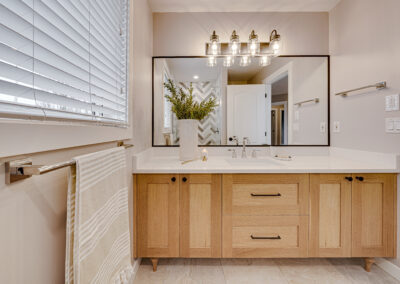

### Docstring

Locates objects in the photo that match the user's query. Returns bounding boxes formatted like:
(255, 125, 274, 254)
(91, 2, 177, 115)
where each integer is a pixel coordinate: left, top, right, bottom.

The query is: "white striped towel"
(65, 147, 133, 284)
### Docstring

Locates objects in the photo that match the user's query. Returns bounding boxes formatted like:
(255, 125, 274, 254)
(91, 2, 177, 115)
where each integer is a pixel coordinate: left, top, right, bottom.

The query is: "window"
(0, 0, 129, 126)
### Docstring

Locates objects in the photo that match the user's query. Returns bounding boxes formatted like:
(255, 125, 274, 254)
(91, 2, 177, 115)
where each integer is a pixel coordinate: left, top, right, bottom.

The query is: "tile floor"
(134, 258, 400, 284)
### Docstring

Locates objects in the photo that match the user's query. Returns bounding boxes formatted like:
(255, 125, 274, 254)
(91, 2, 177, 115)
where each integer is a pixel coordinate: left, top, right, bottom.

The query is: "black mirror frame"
(152, 55, 330, 147)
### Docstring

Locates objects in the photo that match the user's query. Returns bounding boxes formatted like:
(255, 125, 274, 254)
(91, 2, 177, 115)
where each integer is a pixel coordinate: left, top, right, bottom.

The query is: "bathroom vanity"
(138, 54, 399, 273)
(133, 150, 399, 272)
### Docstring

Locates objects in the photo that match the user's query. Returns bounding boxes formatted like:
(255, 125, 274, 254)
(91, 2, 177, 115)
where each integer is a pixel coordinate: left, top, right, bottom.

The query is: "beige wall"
(329, 0, 400, 154)
(153, 12, 329, 56)
(0, 0, 153, 282)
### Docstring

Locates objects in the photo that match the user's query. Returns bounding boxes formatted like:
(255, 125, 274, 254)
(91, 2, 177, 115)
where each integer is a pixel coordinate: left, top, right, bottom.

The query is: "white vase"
(178, 119, 199, 161)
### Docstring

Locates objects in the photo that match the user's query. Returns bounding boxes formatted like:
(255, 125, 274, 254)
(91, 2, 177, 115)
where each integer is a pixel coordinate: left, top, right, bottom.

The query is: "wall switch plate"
(294, 110, 299, 121)
(320, 122, 326, 133)
(385, 94, 399, 111)
(333, 121, 340, 133)
(386, 117, 400, 133)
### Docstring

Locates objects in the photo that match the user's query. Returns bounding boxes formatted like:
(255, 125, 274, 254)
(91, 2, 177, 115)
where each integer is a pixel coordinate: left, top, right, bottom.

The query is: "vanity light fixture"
(248, 30, 260, 57)
(209, 30, 221, 56)
(269, 29, 281, 56)
(207, 56, 217, 67)
(259, 55, 271, 66)
(223, 56, 234, 67)
(229, 30, 240, 55)
(239, 55, 251, 67)
(205, 29, 282, 67)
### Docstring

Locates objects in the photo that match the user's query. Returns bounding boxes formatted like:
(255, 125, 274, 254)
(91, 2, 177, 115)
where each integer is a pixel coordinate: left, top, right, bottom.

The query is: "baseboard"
(376, 258, 400, 281)
(129, 258, 142, 284)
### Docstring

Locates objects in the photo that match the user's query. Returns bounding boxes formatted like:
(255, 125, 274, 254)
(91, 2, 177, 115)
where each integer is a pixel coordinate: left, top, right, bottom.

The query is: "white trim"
(263, 62, 293, 144)
(130, 258, 142, 284)
(375, 258, 400, 281)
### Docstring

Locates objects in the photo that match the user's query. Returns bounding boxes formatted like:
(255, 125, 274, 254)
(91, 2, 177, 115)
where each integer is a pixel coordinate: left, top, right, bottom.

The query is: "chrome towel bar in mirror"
(294, 98, 319, 107)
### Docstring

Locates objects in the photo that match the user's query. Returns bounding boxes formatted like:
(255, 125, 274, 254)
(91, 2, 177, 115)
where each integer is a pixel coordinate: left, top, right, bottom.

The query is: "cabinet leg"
(151, 258, 159, 272)
(364, 257, 375, 272)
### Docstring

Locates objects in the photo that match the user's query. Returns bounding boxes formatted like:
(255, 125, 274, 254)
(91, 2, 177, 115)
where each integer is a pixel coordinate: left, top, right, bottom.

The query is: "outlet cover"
(320, 122, 326, 133)
(333, 121, 340, 133)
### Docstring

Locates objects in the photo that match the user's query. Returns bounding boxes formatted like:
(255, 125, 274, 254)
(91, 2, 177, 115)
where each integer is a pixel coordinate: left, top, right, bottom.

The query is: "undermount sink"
(225, 157, 286, 166)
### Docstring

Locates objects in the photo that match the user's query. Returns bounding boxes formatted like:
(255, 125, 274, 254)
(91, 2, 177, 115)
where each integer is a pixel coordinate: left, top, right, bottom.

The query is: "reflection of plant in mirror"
(164, 79, 218, 120)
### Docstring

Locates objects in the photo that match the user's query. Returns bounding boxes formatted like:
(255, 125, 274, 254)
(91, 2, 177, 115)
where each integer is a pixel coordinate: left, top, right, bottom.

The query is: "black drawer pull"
(251, 193, 281, 197)
(355, 176, 364, 181)
(251, 235, 281, 240)
(182, 177, 187, 182)
(345, 177, 353, 181)
(171, 177, 176, 182)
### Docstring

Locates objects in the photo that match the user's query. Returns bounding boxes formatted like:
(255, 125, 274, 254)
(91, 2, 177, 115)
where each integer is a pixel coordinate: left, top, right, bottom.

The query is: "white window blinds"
(0, 0, 129, 126)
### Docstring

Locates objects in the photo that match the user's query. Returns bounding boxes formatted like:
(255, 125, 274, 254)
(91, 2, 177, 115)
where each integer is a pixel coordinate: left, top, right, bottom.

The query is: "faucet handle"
(243, 137, 250, 145)
(228, 149, 237, 158)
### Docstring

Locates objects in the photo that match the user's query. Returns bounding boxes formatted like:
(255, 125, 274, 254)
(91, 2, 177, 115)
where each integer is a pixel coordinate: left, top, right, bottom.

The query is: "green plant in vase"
(164, 79, 218, 120)
(163, 78, 218, 161)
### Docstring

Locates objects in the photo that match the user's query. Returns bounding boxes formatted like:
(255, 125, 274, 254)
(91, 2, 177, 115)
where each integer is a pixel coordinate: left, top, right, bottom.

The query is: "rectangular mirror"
(153, 56, 329, 146)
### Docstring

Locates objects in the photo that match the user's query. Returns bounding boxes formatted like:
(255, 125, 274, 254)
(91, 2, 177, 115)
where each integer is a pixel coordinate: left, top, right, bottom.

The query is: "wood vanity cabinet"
(135, 174, 221, 260)
(222, 174, 309, 258)
(136, 174, 180, 258)
(351, 174, 396, 257)
(135, 173, 396, 272)
(309, 174, 396, 260)
(180, 174, 221, 258)
(309, 174, 352, 257)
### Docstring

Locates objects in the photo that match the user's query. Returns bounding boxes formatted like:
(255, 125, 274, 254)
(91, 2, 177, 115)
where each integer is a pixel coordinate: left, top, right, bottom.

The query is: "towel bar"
(5, 142, 133, 184)
(294, 98, 319, 107)
(335, 81, 387, 96)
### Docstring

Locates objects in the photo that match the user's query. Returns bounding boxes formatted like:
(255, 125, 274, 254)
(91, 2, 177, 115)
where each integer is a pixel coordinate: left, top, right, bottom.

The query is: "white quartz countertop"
(133, 147, 400, 174)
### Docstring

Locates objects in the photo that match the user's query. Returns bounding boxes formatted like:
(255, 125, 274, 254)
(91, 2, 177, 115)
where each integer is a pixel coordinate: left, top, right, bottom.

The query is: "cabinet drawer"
(223, 174, 309, 216)
(223, 216, 308, 257)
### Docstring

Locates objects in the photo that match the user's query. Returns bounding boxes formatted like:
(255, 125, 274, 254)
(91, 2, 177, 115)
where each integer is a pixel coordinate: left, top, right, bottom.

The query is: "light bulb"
(211, 42, 218, 55)
(229, 30, 241, 55)
(207, 56, 217, 67)
(248, 30, 260, 57)
(259, 56, 271, 66)
(223, 56, 234, 67)
(209, 30, 221, 56)
(231, 42, 239, 55)
(240, 55, 250, 67)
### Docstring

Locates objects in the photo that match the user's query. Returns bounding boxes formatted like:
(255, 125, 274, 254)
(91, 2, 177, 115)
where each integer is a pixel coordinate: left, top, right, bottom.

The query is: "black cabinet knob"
(345, 177, 353, 182)
(182, 177, 187, 182)
(355, 176, 364, 181)
(171, 177, 176, 182)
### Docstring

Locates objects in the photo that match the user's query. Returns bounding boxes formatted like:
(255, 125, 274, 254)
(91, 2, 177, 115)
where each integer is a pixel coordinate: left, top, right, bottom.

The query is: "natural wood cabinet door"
(352, 174, 396, 257)
(309, 174, 352, 257)
(137, 174, 180, 257)
(180, 174, 221, 257)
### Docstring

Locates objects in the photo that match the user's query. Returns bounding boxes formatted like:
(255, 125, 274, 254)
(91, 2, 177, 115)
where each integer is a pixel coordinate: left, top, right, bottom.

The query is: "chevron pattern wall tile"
(172, 81, 222, 145)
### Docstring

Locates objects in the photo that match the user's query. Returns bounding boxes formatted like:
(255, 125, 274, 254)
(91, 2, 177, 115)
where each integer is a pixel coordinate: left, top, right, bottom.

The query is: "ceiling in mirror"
(153, 56, 329, 147)
(149, 0, 341, 12)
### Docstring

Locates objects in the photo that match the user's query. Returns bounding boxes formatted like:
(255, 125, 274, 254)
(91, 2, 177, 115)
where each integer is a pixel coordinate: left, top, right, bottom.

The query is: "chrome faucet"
(242, 137, 250, 158)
